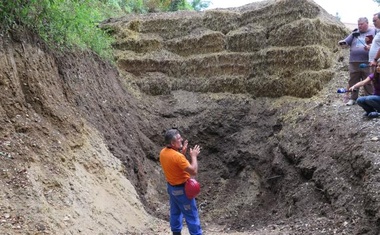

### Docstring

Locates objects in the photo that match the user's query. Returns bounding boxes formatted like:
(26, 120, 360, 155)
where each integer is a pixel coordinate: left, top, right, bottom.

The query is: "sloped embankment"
(102, 0, 380, 234)
(102, 0, 348, 98)
(0, 28, 172, 233)
(2, 0, 380, 234)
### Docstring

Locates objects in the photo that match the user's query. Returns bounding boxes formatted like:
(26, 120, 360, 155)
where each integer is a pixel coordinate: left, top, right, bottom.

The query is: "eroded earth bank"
(1, 0, 380, 234)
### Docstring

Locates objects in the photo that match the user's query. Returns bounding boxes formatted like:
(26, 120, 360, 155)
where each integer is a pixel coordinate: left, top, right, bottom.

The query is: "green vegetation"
(0, 0, 122, 59)
(0, 0, 210, 60)
(124, 0, 210, 13)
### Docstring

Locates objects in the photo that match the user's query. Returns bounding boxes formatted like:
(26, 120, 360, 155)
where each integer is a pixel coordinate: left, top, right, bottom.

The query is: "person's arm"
(349, 76, 372, 91)
(339, 34, 354, 47)
(370, 48, 380, 66)
(184, 145, 200, 176)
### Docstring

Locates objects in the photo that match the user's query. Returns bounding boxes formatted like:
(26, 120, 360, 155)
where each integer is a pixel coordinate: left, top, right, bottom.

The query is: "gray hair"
(375, 12, 380, 19)
(164, 129, 180, 145)
(358, 17, 368, 23)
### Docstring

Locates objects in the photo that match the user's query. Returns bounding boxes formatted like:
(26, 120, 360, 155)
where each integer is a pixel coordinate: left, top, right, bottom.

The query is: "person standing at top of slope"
(368, 12, 380, 68)
(159, 128, 202, 235)
(338, 17, 375, 106)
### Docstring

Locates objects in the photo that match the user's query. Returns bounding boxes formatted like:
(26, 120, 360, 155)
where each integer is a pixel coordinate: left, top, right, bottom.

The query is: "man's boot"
(173, 232, 181, 235)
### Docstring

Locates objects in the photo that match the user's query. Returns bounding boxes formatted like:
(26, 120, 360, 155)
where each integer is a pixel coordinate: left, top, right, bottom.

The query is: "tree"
(191, 0, 210, 11)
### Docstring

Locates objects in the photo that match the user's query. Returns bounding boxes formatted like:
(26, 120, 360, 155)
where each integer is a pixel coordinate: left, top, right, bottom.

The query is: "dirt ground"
(146, 59, 380, 235)
(1, 30, 379, 235)
(1, 1, 380, 235)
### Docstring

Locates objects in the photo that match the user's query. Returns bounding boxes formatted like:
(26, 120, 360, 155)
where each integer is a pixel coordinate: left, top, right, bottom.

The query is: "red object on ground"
(185, 178, 200, 199)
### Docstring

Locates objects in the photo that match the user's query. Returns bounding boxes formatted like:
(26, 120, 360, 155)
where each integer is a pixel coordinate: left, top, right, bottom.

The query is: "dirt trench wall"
(0, 30, 169, 234)
(2, 10, 380, 235)
(102, 0, 348, 98)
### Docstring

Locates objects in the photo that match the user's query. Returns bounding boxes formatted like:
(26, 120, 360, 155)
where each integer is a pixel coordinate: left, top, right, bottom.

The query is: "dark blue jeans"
(167, 183, 202, 235)
(356, 95, 380, 113)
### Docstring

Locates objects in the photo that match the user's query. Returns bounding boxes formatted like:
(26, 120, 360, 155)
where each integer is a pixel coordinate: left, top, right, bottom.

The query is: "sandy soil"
(1, 1, 380, 234)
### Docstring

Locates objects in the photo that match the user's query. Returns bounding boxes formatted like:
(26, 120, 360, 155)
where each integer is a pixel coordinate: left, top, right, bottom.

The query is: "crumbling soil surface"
(1, 10, 380, 235)
(145, 56, 380, 235)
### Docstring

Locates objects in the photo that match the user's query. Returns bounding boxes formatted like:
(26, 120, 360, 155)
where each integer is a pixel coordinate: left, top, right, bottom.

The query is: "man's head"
(164, 128, 183, 150)
(373, 13, 380, 29)
(358, 17, 369, 32)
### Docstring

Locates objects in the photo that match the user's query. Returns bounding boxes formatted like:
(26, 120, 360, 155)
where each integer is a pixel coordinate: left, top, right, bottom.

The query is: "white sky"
(206, 0, 380, 24)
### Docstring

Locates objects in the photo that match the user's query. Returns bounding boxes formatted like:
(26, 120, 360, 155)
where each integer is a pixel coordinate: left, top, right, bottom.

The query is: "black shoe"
(368, 112, 379, 118)
(173, 232, 181, 235)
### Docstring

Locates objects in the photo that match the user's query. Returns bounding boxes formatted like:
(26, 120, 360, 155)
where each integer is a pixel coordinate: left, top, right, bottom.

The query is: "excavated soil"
(1, 0, 380, 235)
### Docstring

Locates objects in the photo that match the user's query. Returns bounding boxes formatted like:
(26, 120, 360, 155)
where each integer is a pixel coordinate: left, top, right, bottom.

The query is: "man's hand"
(338, 40, 346, 46)
(190, 145, 201, 158)
(181, 139, 188, 155)
(186, 145, 201, 176)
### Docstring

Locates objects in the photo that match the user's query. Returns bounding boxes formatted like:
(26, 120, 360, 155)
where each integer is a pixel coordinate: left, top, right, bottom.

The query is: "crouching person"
(349, 63, 380, 118)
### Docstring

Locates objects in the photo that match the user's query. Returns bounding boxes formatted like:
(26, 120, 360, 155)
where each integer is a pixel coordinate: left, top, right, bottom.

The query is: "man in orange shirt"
(159, 128, 202, 235)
